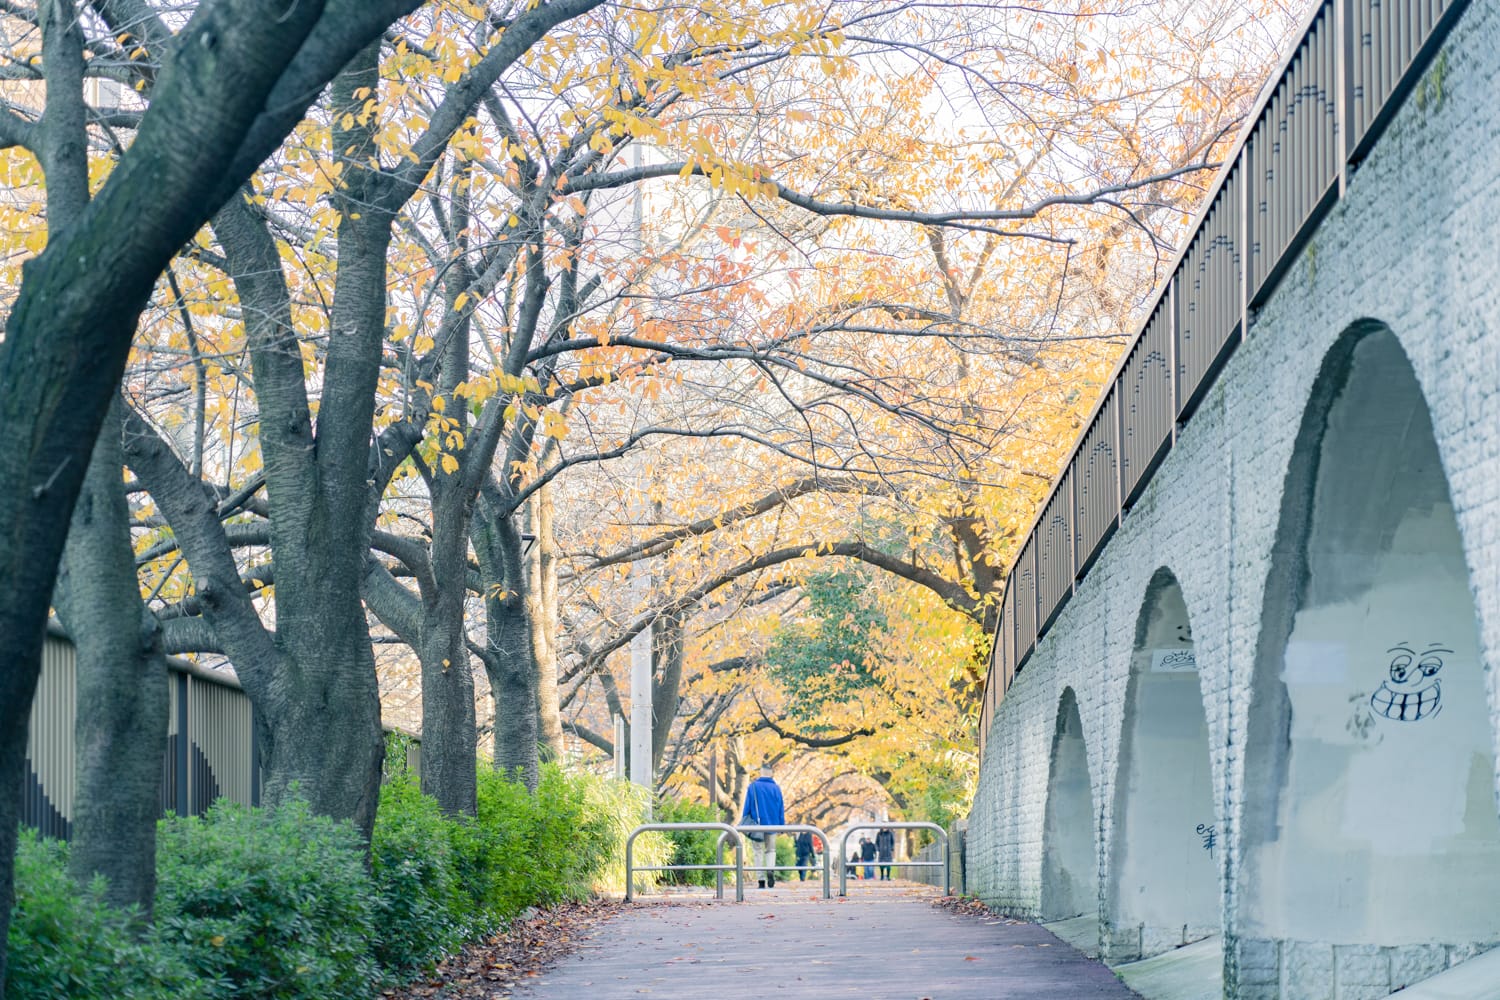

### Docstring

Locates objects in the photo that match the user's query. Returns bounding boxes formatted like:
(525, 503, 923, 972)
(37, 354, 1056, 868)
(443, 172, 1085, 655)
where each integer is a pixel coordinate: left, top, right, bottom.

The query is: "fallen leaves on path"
(382, 899, 627, 999)
(929, 894, 1026, 925)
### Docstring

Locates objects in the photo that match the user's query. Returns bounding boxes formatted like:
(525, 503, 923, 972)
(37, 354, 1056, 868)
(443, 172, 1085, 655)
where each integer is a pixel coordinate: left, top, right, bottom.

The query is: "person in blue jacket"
(740, 764, 786, 888)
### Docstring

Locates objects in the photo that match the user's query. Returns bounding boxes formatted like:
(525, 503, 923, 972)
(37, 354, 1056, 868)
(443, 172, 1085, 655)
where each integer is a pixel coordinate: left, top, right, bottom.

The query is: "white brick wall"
(967, 2, 1500, 996)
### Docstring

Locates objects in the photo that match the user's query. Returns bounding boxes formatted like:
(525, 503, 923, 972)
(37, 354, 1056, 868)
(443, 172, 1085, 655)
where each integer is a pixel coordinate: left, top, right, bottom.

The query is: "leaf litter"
(382, 899, 627, 999)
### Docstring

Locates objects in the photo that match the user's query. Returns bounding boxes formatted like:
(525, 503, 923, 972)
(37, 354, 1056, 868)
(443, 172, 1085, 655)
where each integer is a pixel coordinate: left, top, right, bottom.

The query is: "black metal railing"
(979, 0, 1468, 753)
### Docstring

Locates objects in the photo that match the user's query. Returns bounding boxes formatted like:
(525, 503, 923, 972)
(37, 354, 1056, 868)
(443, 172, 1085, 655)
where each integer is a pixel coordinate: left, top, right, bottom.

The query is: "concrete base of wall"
(1105, 922, 1220, 964)
(1043, 915, 1101, 958)
(1230, 937, 1498, 997)
(1390, 946, 1500, 999)
(1114, 936, 1223, 1000)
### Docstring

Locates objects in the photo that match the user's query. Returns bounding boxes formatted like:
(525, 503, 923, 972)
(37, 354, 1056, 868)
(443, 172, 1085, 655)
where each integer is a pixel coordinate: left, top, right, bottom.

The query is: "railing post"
(625, 828, 637, 903)
(715, 832, 725, 900)
(822, 835, 832, 900)
(936, 827, 948, 899)
(625, 822, 744, 903)
(839, 828, 852, 897)
(1067, 471, 1079, 587)
(714, 828, 752, 900)
(1028, 541, 1039, 655)
(1337, 0, 1354, 182)
(1168, 279, 1180, 440)
(734, 832, 744, 902)
(1239, 143, 1252, 339)
(838, 822, 948, 895)
(1114, 387, 1125, 518)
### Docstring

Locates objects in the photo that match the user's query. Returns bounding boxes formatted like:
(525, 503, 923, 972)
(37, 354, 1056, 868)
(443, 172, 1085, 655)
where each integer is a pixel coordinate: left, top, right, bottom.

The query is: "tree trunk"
(252, 50, 393, 836)
(473, 503, 540, 788)
(651, 612, 685, 771)
(527, 488, 564, 759)
(488, 597, 540, 787)
(124, 380, 388, 844)
(413, 169, 480, 815)
(418, 617, 477, 813)
(54, 401, 170, 916)
(724, 736, 749, 820)
(258, 623, 387, 837)
(419, 476, 478, 815)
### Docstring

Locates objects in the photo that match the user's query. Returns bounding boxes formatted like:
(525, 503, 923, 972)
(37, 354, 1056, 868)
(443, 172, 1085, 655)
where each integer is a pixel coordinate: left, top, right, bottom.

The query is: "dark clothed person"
(794, 831, 815, 881)
(876, 828, 895, 880)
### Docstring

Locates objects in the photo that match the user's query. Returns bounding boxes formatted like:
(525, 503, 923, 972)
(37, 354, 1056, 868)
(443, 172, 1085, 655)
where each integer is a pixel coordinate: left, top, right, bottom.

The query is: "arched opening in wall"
(1238, 326, 1500, 981)
(1040, 688, 1097, 922)
(1106, 569, 1218, 962)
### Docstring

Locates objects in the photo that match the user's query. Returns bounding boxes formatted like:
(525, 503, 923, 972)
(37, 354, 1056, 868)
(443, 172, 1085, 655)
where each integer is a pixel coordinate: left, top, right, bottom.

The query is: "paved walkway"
(512, 883, 1138, 999)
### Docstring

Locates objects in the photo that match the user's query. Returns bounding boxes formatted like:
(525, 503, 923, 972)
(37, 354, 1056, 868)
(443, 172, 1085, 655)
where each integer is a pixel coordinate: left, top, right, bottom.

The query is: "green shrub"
(370, 772, 471, 976)
(653, 796, 720, 886)
(6, 829, 207, 1000)
(440, 805, 500, 926)
(469, 763, 608, 919)
(155, 799, 377, 1000)
(13, 761, 672, 999)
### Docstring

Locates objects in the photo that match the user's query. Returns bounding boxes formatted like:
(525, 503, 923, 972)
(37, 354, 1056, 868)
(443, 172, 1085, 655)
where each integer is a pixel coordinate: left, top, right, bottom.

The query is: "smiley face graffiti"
(1369, 643, 1449, 722)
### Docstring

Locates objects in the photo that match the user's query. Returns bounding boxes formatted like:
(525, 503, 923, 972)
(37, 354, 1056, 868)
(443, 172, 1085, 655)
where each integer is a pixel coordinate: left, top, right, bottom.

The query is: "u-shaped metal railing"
(839, 822, 950, 896)
(714, 824, 833, 899)
(626, 821, 946, 901)
(624, 822, 746, 902)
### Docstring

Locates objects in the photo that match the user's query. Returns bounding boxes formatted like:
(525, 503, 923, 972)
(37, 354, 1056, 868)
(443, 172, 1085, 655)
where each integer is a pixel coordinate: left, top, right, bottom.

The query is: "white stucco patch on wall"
(1238, 329, 1500, 950)
(1107, 573, 1219, 961)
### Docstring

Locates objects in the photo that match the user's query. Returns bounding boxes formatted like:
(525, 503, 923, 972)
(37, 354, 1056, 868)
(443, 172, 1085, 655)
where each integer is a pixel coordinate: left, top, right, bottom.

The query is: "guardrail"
(979, 0, 1472, 754)
(839, 822, 950, 896)
(713, 824, 833, 899)
(624, 822, 747, 902)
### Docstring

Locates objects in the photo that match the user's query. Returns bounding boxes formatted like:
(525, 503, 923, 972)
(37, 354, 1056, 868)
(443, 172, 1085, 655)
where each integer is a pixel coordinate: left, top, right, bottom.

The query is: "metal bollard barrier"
(624, 822, 746, 902)
(838, 822, 951, 897)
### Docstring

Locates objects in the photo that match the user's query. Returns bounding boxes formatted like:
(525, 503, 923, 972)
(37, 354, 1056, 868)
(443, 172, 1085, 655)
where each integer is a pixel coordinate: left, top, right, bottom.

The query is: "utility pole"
(624, 142, 656, 810)
(628, 582, 652, 795)
(707, 746, 718, 813)
(613, 714, 627, 781)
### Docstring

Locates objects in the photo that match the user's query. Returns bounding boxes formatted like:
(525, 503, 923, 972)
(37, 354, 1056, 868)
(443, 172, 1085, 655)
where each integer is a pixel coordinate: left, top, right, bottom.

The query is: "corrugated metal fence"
(23, 630, 423, 838)
(979, 0, 1469, 752)
(23, 630, 261, 839)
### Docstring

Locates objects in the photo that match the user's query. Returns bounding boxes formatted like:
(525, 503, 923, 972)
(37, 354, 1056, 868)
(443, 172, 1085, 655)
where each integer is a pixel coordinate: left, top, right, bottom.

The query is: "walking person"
(859, 835, 877, 881)
(740, 764, 785, 888)
(794, 829, 816, 881)
(876, 826, 895, 880)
